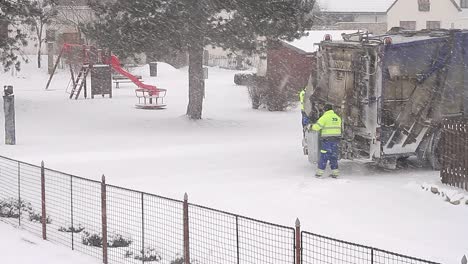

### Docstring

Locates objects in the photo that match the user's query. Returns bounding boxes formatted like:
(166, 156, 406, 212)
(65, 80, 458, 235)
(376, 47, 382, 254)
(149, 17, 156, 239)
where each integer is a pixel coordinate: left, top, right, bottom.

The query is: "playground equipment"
(107, 55, 166, 109)
(45, 44, 167, 109)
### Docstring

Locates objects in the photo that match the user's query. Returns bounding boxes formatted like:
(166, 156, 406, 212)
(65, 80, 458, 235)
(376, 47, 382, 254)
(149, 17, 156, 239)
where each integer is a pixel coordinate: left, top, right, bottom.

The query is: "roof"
(317, 0, 395, 13)
(285, 30, 358, 53)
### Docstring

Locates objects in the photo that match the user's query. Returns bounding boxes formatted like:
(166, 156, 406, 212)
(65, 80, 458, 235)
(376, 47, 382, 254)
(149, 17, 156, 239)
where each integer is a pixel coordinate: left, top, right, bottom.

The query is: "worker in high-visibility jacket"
(311, 104, 342, 178)
(299, 88, 309, 129)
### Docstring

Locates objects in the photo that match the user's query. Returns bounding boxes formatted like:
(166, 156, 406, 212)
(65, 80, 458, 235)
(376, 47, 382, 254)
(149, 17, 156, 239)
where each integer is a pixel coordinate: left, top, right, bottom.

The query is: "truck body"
(303, 30, 468, 168)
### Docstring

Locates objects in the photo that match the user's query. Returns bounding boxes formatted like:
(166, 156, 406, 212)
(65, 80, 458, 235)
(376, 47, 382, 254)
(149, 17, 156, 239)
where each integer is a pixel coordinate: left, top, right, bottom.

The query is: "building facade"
(387, 0, 468, 30)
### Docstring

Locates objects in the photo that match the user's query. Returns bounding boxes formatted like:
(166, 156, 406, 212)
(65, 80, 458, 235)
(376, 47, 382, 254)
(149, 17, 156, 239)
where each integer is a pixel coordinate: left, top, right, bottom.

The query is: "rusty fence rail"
(0, 155, 440, 264)
(440, 118, 468, 191)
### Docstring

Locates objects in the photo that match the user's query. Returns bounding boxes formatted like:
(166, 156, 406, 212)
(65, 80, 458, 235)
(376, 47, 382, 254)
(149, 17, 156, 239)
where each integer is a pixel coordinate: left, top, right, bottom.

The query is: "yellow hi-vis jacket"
(299, 89, 306, 111)
(312, 110, 342, 137)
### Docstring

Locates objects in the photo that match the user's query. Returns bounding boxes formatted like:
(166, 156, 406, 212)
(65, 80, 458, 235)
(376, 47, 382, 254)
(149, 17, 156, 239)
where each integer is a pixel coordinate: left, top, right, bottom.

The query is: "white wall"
(387, 0, 462, 30)
(354, 14, 387, 23)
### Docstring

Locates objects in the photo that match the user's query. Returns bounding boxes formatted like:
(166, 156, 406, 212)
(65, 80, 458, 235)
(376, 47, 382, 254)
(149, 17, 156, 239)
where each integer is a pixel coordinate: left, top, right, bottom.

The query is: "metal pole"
(371, 248, 374, 264)
(101, 175, 108, 264)
(141, 192, 145, 264)
(41, 161, 46, 240)
(71, 175, 74, 250)
(236, 216, 240, 264)
(295, 218, 301, 264)
(17, 161, 21, 226)
(3, 85, 16, 145)
(183, 193, 190, 264)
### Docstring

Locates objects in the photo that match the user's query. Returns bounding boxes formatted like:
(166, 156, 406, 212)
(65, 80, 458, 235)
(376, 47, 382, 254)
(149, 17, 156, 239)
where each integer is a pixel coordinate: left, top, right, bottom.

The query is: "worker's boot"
(315, 169, 324, 178)
(330, 169, 339, 178)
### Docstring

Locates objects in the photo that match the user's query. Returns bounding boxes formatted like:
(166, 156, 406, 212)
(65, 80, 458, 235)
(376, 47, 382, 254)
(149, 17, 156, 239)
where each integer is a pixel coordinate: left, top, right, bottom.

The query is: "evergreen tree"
(85, 0, 315, 119)
(0, 0, 34, 71)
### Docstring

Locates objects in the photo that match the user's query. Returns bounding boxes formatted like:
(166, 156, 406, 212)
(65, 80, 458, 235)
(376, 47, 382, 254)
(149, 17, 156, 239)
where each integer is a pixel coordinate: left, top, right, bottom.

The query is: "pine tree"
(85, 0, 315, 119)
(0, 0, 34, 71)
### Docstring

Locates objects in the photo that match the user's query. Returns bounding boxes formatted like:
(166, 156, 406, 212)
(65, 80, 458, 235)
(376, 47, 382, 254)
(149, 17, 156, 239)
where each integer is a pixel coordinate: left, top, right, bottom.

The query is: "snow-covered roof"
(286, 30, 358, 53)
(317, 0, 395, 13)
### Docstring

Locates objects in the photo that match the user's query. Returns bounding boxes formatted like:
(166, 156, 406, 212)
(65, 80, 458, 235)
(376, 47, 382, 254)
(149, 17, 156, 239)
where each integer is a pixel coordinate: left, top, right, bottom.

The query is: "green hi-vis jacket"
(312, 110, 342, 137)
(299, 89, 305, 111)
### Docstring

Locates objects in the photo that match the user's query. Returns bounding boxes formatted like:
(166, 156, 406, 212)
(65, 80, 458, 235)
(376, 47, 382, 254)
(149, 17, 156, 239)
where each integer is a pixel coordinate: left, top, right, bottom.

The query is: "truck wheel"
(427, 130, 442, 171)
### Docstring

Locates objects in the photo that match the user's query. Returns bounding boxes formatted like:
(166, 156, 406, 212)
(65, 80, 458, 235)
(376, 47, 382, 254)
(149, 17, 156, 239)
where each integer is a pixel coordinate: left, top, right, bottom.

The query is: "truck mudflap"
(306, 131, 321, 164)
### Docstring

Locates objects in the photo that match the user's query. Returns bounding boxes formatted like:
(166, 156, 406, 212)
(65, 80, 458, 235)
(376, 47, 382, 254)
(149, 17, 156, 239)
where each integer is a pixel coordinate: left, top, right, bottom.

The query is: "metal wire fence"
(0, 155, 440, 264)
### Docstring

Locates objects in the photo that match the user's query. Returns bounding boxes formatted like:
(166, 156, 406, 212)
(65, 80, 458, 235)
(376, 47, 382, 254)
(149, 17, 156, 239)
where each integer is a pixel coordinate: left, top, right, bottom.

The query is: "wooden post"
(101, 175, 108, 264)
(41, 161, 46, 240)
(295, 218, 301, 264)
(183, 193, 190, 264)
(3, 85, 16, 145)
(47, 42, 55, 75)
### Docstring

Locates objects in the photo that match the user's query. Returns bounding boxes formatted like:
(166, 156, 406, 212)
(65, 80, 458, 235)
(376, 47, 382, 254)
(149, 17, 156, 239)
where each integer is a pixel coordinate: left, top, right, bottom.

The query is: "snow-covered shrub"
(108, 233, 132, 248)
(125, 248, 162, 262)
(0, 198, 32, 218)
(247, 76, 297, 111)
(82, 231, 132, 248)
(234, 73, 255, 86)
(58, 224, 85, 233)
(82, 231, 103, 247)
(170, 257, 184, 264)
(28, 211, 52, 224)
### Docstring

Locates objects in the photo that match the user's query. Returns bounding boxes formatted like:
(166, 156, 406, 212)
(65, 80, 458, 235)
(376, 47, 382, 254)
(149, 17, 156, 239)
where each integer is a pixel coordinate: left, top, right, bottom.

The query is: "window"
(426, 21, 441, 29)
(418, 0, 430, 11)
(400, 21, 417, 30)
(461, 0, 468, 8)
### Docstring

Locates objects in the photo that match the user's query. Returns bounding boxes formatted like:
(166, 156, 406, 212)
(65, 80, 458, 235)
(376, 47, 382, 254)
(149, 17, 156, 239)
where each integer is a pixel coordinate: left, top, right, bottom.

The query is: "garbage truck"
(302, 29, 468, 169)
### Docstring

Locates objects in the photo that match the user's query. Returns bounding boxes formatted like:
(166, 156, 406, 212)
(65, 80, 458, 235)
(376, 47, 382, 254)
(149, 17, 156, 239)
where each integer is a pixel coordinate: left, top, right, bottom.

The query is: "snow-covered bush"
(108, 233, 132, 248)
(0, 198, 32, 218)
(28, 211, 52, 224)
(82, 231, 132, 248)
(82, 231, 103, 247)
(247, 76, 297, 111)
(126, 248, 162, 262)
(58, 224, 85, 233)
(170, 257, 184, 264)
(234, 73, 255, 86)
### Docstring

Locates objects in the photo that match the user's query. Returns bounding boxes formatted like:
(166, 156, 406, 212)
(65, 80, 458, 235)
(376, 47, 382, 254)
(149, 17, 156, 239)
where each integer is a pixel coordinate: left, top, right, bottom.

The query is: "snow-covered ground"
(0, 222, 98, 264)
(1, 58, 467, 263)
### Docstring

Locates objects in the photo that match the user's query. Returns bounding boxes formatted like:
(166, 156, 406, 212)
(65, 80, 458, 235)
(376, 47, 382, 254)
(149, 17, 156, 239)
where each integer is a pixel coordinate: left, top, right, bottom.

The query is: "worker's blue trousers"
(318, 139, 339, 170)
(301, 111, 309, 128)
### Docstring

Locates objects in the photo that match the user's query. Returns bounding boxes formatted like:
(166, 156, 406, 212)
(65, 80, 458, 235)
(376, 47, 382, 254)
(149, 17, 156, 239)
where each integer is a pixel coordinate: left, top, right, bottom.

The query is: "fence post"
(101, 175, 108, 264)
(235, 216, 240, 264)
(141, 192, 145, 264)
(41, 161, 46, 240)
(17, 161, 21, 226)
(295, 218, 301, 264)
(70, 175, 74, 250)
(183, 193, 190, 264)
(371, 248, 374, 264)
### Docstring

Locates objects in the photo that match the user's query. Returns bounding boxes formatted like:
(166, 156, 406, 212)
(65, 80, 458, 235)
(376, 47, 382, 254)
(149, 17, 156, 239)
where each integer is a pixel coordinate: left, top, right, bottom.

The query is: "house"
(387, 0, 468, 30)
(315, 0, 395, 34)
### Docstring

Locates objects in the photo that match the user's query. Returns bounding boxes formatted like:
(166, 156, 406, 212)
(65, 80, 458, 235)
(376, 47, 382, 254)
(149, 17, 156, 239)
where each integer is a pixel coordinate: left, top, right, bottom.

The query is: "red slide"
(108, 55, 160, 95)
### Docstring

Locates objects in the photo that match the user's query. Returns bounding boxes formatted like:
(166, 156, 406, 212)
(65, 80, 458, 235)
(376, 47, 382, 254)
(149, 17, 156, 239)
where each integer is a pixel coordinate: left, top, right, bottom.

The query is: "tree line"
(1, 0, 315, 119)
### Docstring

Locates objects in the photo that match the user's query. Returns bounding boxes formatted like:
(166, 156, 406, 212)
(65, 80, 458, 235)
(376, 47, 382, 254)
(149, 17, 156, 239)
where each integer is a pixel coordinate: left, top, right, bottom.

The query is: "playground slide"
(108, 55, 160, 94)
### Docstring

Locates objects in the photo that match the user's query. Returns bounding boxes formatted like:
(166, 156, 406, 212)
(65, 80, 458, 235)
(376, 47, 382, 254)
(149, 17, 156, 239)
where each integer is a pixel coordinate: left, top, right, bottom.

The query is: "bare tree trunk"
(37, 42, 42, 68)
(186, 38, 205, 119)
(36, 23, 43, 68)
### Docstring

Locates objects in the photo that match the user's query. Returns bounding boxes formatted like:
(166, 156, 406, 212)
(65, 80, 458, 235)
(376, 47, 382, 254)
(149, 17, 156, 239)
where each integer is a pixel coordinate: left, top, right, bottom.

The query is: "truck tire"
(427, 130, 442, 171)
